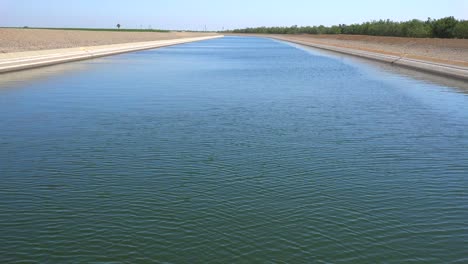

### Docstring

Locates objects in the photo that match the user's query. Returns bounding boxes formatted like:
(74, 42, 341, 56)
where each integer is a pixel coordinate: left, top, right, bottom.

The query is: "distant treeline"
(229, 17, 468, 39)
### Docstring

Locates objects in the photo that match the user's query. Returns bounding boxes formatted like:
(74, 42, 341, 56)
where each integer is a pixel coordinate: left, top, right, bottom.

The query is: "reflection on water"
(0, 59, 104, 89)
(0, 36, 467, 263)
(283, 40, 468, 93)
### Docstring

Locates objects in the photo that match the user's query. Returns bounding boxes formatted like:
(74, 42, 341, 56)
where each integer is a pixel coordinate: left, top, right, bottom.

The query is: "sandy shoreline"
(0, 29, 218, 53)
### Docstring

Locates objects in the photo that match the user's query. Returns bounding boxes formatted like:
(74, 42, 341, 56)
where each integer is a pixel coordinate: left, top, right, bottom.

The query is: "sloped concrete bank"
(0, 35, 223, 73)
(269, 36, 468, 81)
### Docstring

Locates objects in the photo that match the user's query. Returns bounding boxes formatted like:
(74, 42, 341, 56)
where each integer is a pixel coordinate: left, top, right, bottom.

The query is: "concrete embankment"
(267, 35, 468, 81)
(0, 35, 223, 73)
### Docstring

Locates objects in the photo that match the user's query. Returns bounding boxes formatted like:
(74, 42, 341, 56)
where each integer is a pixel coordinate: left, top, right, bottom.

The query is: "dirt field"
(233, 34, 468, 67)
(0, 28, 218, 53)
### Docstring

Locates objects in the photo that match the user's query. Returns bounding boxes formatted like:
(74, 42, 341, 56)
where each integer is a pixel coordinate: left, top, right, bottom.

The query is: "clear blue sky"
(3, 0, 467, 31)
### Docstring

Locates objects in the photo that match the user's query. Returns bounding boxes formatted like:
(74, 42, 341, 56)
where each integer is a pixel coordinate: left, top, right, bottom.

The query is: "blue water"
(1, 36, 467, 263)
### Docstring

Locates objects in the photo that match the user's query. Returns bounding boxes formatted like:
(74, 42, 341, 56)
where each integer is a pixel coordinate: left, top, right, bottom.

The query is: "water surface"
(1, 36, 467, 263)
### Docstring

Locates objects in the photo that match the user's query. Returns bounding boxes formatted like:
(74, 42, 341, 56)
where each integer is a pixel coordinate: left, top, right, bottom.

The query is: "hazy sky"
(3, 0, 467, 31)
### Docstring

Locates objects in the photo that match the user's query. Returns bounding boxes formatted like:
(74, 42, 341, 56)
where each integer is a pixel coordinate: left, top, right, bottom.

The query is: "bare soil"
(0, 28, 218, 53)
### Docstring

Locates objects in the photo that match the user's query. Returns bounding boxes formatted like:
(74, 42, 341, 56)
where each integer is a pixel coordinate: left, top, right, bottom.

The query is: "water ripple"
(0, 36, 467, 263)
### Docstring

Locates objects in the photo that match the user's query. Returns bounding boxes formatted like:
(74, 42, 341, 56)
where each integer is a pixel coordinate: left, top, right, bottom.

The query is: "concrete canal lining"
(268, 36, 468, 81)
(2, 34, 466, 81)
(0, 35, 224, 74)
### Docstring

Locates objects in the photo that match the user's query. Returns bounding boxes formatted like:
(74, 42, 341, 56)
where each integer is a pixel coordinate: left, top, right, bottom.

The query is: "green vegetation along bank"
(229, 17, 468, 39)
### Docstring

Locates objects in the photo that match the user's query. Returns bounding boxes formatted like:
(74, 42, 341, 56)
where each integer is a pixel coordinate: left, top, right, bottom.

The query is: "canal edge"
(0, 35, 224, 74)
(267, 36, 468, 81)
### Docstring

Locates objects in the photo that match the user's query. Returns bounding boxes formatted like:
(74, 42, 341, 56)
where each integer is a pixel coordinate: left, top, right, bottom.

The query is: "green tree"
(432, 16, 458, 38)
(402, 19, 431, 38)
(328, 25, 342, 34)
(453, 21, 468, 38)
(228, 16, 465, 39)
